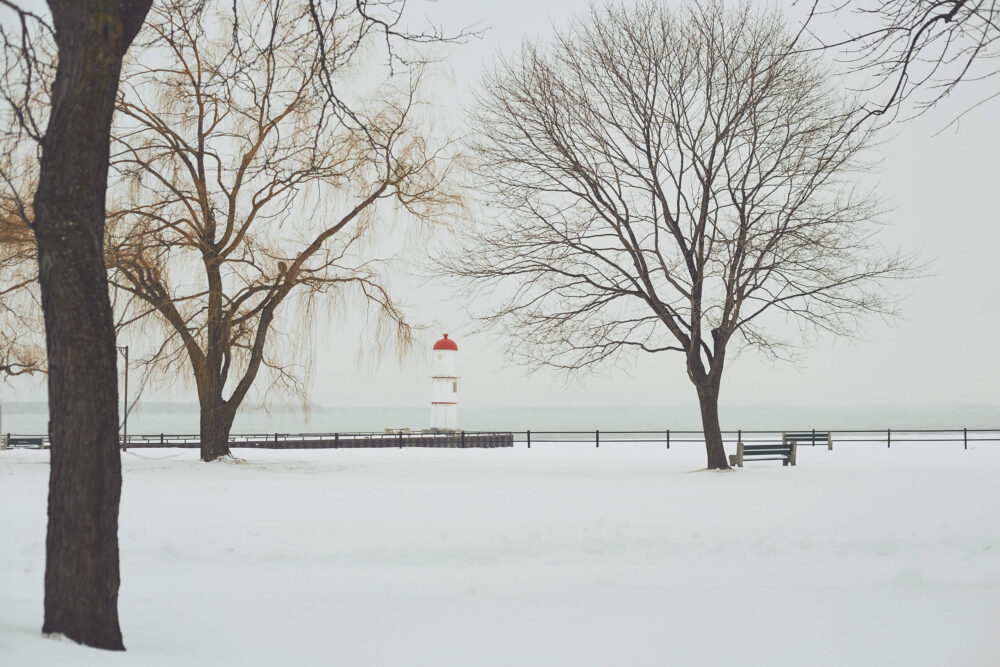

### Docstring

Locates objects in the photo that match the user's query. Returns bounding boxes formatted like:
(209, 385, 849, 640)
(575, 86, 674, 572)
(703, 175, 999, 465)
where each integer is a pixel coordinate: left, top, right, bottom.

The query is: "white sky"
(2, 0, 998, 411)
(311, 0, 1000, 410)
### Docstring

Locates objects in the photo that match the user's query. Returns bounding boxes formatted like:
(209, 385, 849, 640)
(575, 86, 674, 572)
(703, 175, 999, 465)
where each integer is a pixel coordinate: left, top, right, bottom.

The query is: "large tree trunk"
(199, 394, 236, 462)
(35, 0, 153, 650)
(696, 384, 730, 470)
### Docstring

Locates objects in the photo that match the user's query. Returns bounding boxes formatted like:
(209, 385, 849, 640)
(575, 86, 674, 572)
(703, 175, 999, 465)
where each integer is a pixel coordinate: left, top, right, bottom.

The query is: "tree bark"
(696, 384, 730, 470)
(199, 394, 235, 462)
(35, 0, 152, 650)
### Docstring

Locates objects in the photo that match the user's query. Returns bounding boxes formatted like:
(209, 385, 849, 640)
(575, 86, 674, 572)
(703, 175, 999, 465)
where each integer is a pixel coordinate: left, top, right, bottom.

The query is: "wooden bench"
(5, 436, 45, 449)
(729, 440, 796, 467)
(783, 431, 832, 450)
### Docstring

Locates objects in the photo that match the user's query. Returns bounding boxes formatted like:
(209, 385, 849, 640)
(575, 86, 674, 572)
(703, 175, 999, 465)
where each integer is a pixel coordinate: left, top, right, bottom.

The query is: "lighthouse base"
(430, 403, 458, 430)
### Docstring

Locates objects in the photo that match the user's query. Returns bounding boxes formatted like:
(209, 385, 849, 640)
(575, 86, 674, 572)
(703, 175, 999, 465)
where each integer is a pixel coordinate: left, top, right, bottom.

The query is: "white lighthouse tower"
(430, 334, 459, 430)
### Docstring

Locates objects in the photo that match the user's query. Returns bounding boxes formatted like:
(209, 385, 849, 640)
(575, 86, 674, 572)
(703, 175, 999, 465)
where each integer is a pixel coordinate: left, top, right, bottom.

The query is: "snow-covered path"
(2, 443, 998, 665)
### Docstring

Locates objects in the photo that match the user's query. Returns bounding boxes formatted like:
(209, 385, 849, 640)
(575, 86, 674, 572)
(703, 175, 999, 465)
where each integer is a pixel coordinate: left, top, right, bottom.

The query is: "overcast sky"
(315, 0, 1000, 410)
(2, 0, 998, 411)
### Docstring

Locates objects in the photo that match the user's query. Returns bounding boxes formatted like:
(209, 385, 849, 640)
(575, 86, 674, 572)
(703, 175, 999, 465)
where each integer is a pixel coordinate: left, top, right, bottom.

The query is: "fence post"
(334, 432, 339, 449)
(811, 428, 816, 446)
(596, 429, 600, 448)
(160, 432, 164, 446)
(887, 428, 891, 449)
(527, 429, 531, 449)
(964, 427, 968, 450)
(461, 430, 466, 448)
(666, 429, 670, 449)
(399, 432, 403, 449)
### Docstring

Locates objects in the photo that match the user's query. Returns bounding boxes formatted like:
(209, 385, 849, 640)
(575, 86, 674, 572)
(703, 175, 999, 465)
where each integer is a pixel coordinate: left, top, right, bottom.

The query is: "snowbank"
(2, 442, 998, 665)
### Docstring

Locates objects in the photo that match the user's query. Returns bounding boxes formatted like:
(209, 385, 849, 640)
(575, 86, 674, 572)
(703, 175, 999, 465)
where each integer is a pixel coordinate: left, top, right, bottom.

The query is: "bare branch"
(107, 0, 460, 445)
(444, 0, 915, 465)
(795, 0, 1000, 121)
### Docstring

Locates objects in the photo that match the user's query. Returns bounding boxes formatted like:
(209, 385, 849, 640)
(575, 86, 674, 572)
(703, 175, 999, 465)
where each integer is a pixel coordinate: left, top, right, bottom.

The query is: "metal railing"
(515, 428, 1000, 449)
(3, 428, 999, 450)
(116, 431, 514, 449)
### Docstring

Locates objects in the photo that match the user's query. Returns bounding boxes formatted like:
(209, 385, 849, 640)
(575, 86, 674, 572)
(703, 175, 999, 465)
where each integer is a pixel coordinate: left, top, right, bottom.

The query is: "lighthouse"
(430, 334, 459, 430)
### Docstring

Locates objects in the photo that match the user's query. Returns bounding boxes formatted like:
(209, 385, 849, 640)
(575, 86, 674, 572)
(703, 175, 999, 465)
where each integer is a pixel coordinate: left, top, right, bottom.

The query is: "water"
(1, 402, 997, 435)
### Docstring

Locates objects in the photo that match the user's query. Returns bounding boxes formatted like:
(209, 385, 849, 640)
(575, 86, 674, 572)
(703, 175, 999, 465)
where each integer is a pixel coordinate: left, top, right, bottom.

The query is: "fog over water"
(2, 402, 997, 435)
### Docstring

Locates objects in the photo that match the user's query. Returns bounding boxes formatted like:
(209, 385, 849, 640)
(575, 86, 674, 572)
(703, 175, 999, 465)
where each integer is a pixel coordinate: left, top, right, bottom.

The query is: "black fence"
(514, 429, 1000, 450)
(2, 431, 515, 450)
(2, 428, 999, 450)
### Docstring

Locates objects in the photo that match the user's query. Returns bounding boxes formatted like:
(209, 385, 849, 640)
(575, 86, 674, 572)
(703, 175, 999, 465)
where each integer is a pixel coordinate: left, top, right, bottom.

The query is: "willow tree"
(0, 148, 43, 377)
(107, 0, 457, 461)
(0, 0, 467, 651)
(0, 212, 43, 377)
(451, 0, 912, 469)
(0, 62, 47, 378)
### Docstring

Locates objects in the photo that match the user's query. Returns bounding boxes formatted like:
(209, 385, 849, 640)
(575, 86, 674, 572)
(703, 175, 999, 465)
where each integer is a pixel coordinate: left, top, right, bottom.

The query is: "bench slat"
(8, 437, 44, 447)
(735, 439, 797, 467)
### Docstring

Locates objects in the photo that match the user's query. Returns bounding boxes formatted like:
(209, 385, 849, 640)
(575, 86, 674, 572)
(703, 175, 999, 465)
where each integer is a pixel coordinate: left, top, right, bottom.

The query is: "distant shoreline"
(1, 402, 997, 434)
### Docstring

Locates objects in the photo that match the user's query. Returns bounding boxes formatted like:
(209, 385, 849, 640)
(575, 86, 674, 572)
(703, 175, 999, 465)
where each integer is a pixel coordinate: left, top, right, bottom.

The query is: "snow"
(2, 442, 999, 665)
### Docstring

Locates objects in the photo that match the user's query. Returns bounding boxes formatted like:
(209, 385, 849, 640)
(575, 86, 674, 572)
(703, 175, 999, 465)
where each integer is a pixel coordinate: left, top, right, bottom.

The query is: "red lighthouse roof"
(433, 333, 458, 351)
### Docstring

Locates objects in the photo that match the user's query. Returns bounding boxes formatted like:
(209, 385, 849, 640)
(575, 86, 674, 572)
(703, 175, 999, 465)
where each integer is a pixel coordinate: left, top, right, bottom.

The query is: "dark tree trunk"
(696, 384, 730, 470)
(199, 394, 236, 462)
(34, 0, 152, 650)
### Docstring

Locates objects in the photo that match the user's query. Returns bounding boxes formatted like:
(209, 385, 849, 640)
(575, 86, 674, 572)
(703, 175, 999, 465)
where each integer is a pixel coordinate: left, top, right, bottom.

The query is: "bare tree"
(107, 0, 458, 462)
(0, 150, 43, 377)
(450, 0, 913, 470)
(0, 38, 47, 378)
(0, 223, 42, 376)
(0, 0, 470, 650)
(0, 0, 151, 649)
(797, 0, 1000, 120)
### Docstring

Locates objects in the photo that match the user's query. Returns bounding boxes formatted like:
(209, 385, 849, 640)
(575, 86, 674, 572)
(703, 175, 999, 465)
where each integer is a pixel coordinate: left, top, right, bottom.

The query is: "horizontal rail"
(3, 427, 1000, 451)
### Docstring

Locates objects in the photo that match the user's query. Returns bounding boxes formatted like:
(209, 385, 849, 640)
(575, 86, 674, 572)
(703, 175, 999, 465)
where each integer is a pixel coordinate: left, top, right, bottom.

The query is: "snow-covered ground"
(2, 442, 998, 666)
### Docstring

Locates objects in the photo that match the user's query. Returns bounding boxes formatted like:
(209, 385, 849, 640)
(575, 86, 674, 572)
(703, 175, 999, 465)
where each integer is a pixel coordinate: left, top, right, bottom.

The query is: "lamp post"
(117, 345, 128, 451)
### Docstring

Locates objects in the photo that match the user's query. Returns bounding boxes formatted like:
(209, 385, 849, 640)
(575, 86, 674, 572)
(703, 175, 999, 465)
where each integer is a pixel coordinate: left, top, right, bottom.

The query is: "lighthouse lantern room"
(430, 334, 459, 430)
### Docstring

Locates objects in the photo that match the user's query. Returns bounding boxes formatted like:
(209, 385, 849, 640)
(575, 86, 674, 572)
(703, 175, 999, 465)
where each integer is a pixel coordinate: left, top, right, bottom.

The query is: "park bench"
(729, 439, 796, 467)
(783, 431, 832, 450)
(5, 435, 45, 449)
